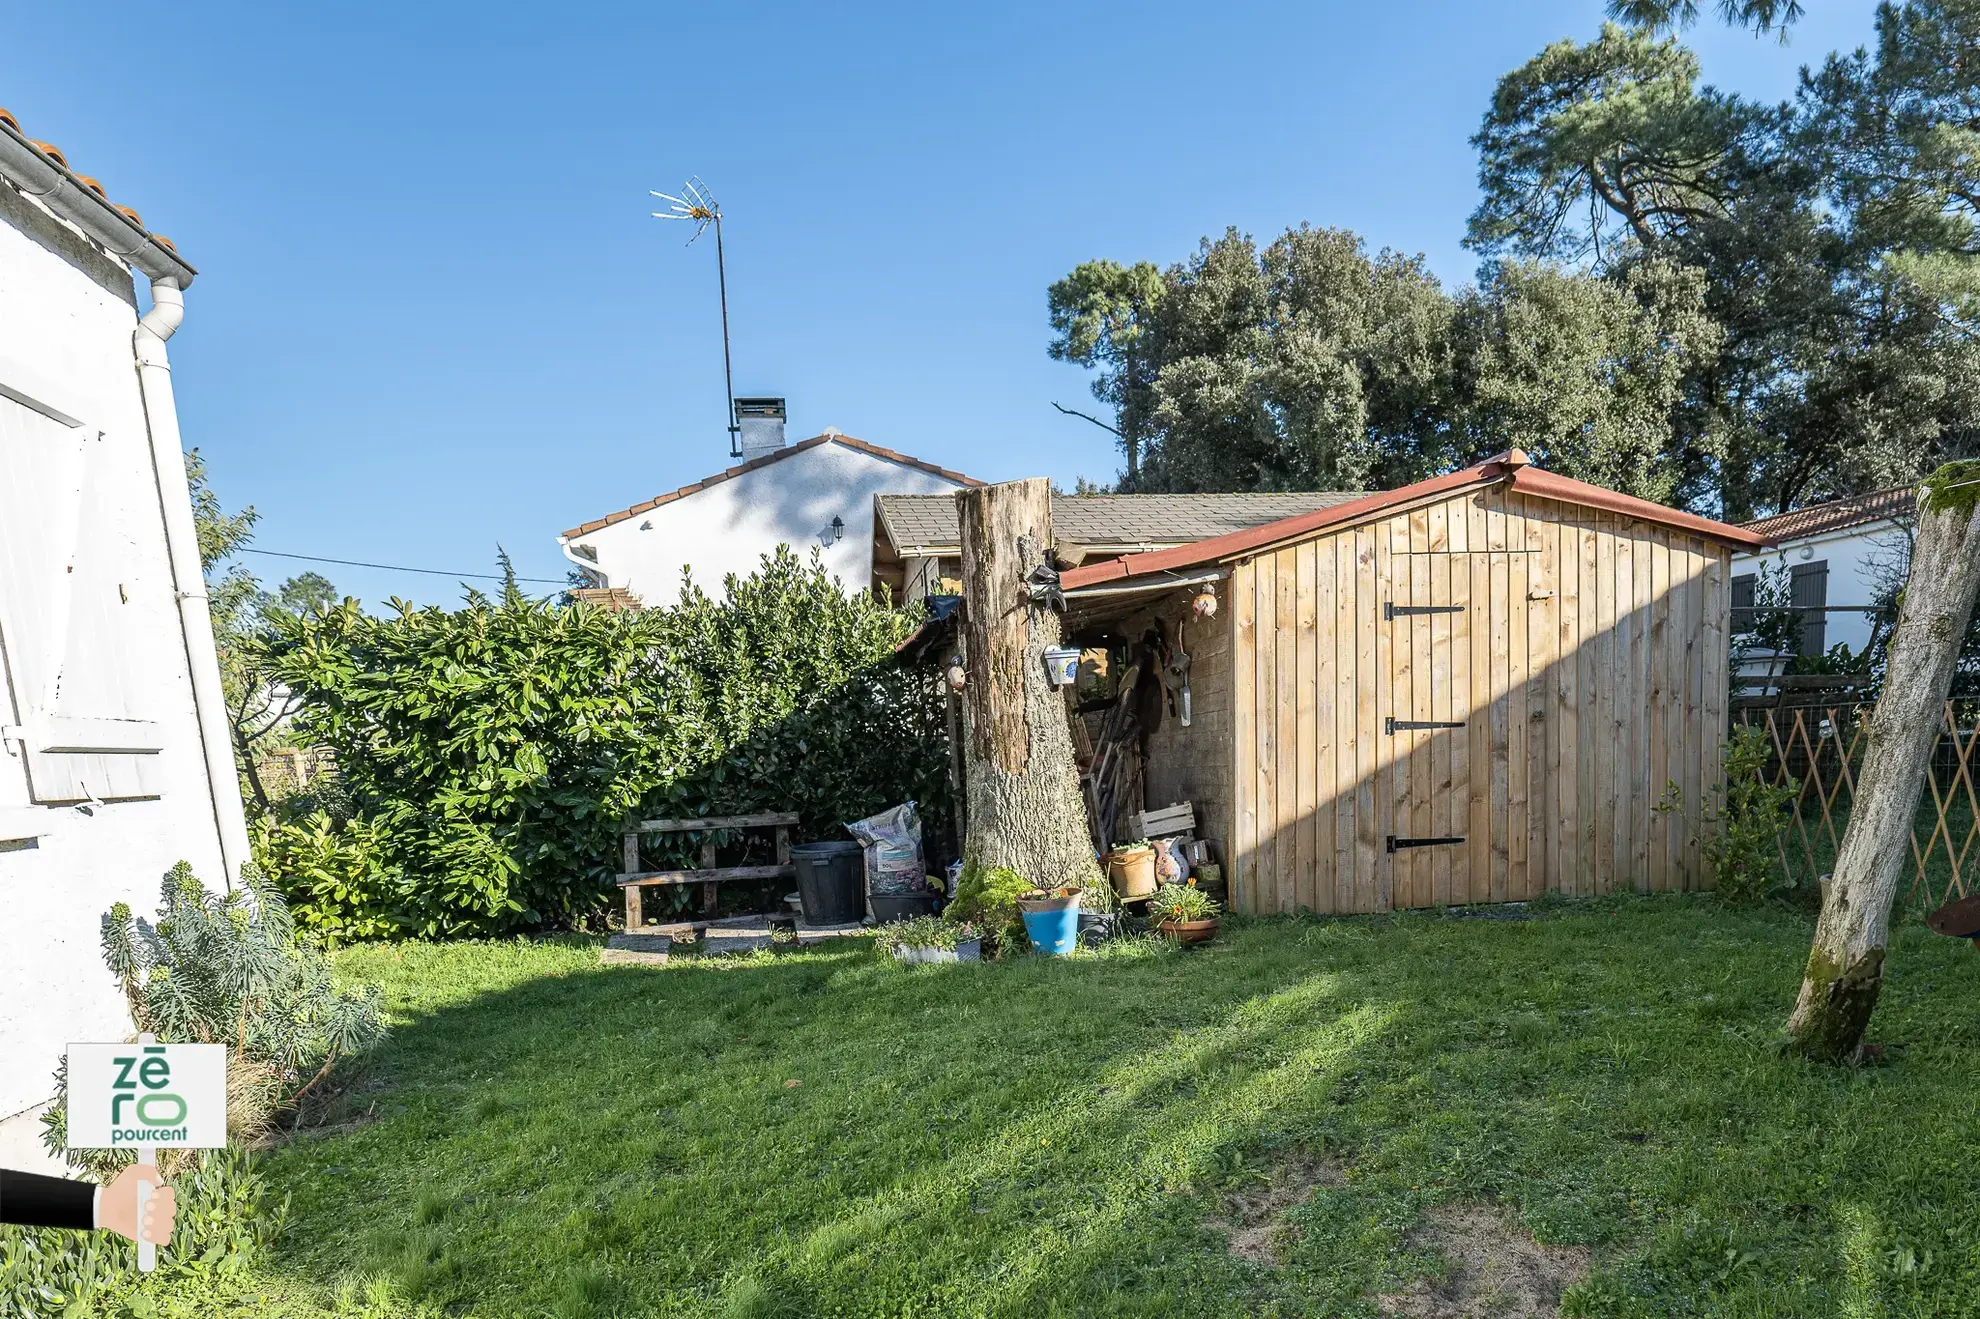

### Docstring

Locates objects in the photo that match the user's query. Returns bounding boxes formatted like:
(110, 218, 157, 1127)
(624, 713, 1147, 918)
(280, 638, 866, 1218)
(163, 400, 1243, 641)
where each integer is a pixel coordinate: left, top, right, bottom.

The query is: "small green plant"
(1148, 882, 1221, 924)
(873, 916, 979, 956)
(948, 863, 1033, 955)
(1708, 726, 1797, 904)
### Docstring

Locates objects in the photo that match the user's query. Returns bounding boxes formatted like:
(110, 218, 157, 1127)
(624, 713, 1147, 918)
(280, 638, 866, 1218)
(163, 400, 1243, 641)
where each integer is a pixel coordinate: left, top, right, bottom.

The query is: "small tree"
(1786, 464, 1980, 1061)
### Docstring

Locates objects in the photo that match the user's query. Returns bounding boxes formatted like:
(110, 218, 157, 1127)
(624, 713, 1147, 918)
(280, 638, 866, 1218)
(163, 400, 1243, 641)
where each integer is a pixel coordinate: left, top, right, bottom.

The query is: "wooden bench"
(619, 812, 799, 929)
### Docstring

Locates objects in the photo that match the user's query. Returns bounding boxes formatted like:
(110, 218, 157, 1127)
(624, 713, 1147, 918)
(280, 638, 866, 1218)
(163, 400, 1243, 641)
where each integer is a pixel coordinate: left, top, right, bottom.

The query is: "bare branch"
(1050, 401, 1123, 438)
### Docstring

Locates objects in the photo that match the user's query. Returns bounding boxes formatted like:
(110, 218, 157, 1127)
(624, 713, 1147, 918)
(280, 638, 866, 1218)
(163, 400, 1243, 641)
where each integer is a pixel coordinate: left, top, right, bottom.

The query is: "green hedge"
(253, 550, 949, 938)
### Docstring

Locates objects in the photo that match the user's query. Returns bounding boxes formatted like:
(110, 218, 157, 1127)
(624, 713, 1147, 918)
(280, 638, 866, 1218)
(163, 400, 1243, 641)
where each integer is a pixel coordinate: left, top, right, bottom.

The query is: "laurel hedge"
(251, 550, 949, 939)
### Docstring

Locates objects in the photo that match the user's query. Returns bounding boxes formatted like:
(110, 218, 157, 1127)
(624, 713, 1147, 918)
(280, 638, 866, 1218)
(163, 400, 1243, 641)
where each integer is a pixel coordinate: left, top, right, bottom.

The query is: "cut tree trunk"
(1785, 475, 1980, 1062)
(955, 478, 1104, 895)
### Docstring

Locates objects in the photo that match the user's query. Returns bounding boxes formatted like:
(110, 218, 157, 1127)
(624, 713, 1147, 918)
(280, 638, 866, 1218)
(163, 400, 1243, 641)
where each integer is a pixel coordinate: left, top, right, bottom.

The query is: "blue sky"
(3, 1, 1879, 606)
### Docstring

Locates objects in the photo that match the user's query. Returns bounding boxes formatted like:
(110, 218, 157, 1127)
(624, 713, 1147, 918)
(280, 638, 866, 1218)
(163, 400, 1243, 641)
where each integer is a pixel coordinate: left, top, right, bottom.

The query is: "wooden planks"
(1218, 485, 1731, 915)
(637, 813, 800, 833)
(618, 864, 795, 887)
(1232, 559, 1257, 912)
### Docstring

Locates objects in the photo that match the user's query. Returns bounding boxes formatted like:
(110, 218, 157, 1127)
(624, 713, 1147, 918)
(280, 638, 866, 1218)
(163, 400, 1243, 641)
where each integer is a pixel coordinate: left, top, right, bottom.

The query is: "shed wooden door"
(1380, 547, 1542, 907)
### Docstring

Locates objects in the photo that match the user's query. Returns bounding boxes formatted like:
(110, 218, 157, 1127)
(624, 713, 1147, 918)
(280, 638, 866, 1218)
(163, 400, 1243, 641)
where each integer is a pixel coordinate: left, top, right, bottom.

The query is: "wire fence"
(1735, 700, 1978, 910)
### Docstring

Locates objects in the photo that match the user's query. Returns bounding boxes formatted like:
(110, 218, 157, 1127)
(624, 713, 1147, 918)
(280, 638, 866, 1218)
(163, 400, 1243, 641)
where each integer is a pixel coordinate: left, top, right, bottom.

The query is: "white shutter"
(0, 394, 164, 802)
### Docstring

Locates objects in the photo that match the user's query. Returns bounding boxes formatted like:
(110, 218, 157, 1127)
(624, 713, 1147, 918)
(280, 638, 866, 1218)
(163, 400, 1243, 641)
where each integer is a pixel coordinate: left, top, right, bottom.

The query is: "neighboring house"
(1733, 486, 1914, 663)
(559, 402, 981, 607)
(0, 111, 249, 1171)
(1047, 451, 1767, 914)
(872, 491, 1362, 601)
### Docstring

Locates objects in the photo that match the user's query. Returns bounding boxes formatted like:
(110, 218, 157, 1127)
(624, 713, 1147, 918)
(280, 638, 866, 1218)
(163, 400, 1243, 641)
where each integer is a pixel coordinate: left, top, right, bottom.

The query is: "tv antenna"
(652, 176, 741, 458)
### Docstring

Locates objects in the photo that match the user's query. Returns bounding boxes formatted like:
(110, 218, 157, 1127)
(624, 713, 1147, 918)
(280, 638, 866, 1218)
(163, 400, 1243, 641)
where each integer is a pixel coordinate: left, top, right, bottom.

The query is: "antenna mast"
(652, 176, 741, 458)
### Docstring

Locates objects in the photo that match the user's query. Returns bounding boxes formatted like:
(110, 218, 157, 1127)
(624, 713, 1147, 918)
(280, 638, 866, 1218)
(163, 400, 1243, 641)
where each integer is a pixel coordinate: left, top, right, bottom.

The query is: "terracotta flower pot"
(1107, 845, 1157, 901)
(1159, 917, 1219, 946)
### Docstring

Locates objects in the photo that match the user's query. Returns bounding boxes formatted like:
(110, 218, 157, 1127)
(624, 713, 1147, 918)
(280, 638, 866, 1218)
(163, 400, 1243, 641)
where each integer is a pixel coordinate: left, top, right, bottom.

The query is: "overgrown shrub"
(253, 549, 950, 938)
(1708, 727, 1798, 903)
(3, 864, 382, 1315)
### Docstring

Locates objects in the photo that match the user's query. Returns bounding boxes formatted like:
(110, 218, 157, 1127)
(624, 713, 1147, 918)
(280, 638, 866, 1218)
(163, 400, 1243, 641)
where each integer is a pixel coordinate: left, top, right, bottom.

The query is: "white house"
(1733, 486, 1914, 662)
(0, 110, 248, 1172)
(558, 401, 981, 607)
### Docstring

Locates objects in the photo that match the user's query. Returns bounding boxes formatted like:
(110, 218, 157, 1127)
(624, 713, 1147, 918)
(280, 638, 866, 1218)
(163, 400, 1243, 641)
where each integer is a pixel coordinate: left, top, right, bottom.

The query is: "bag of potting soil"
(846, 801, 925, 895)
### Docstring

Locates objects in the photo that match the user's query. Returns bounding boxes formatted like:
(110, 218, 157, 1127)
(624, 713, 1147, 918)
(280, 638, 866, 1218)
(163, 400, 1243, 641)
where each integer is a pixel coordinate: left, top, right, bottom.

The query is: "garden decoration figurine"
(1025, 559, 1066, 615)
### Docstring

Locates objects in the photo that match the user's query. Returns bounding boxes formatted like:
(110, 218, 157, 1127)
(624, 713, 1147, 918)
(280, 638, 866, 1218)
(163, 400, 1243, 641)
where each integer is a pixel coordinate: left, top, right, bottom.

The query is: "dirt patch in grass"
(1376, 1203, 1590, 1318)
(1205, 1150, 1346, 1265)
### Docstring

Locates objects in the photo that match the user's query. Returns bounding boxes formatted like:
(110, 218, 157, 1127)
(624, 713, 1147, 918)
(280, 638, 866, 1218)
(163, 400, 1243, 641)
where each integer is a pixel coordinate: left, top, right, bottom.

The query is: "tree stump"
(955, 478, 1104, 894)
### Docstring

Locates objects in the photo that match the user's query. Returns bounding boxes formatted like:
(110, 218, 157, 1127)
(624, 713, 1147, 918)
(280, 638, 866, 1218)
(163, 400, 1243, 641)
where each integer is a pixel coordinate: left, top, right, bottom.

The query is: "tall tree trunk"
(956, 479, 1104, 893)
(1785, 473, 1980, 1062)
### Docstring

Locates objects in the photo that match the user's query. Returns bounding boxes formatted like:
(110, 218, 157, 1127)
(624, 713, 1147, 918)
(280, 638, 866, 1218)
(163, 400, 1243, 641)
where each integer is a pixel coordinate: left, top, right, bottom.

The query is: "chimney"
(734, 397, 787, 462)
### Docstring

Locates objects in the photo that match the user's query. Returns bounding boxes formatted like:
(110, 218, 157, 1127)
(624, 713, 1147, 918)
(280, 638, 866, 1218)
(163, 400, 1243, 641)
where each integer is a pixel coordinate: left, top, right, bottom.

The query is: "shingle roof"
(876, 492, 1362, 556)
(1739, 486, 1916, 543)
(561, 434, 983, 540)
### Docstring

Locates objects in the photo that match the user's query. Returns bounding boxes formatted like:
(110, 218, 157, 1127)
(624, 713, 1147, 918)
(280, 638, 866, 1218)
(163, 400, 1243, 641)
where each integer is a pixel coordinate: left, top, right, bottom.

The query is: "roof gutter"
(0, 120, 196, 286)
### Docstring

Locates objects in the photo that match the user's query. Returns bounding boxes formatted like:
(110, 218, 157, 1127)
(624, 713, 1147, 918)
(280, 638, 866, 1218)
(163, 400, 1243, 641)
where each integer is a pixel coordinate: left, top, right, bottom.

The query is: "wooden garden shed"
(1057, 451, 1771, 915)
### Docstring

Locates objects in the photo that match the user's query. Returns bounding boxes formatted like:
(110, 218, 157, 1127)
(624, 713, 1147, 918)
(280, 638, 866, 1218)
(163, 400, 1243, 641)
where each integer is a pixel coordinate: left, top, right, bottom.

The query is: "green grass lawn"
(131, 896, 1980, 1317)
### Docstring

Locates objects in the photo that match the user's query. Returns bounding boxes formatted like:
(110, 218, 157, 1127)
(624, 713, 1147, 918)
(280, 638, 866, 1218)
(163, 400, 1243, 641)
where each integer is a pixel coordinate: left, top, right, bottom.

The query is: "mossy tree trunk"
(1786, 468, 1980, 1061)
(955, 479, 1104, 894)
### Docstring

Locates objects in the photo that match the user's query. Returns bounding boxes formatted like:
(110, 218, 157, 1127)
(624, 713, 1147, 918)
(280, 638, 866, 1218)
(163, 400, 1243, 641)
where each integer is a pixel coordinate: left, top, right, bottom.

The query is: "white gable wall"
(572, 440, 968, 607)
(1731, 520, 1910, 660)
(0, 182, 233, 1172)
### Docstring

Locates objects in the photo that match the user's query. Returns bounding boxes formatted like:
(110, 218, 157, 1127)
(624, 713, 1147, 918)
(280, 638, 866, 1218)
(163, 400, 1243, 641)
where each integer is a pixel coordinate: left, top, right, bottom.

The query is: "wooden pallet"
(619, 812, 798, 929)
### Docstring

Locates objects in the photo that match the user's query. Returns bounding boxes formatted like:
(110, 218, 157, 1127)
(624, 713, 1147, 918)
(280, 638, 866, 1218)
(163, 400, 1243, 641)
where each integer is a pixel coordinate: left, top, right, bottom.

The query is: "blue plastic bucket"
(1019, 896, 1081, 956)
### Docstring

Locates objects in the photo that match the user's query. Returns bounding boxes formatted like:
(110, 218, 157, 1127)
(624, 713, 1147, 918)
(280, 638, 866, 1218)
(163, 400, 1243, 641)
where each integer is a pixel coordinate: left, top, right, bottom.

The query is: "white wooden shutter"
(0, 394, 164, 802)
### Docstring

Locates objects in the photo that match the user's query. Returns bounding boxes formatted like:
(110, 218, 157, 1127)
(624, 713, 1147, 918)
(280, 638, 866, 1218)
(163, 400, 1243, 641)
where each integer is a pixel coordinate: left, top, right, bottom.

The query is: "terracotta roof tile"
(560, 434, 984, 540)
(0, 107, 191, 271)
(1739, 486, 1915, 543)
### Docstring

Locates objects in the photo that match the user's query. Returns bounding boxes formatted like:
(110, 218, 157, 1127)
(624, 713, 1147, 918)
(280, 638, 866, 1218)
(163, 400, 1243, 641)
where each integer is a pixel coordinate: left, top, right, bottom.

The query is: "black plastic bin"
(791, 841, 864, 925)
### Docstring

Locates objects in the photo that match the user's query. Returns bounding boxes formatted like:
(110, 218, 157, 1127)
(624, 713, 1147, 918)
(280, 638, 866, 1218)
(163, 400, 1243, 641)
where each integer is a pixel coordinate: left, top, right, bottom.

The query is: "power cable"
(238, 548, 567, 585)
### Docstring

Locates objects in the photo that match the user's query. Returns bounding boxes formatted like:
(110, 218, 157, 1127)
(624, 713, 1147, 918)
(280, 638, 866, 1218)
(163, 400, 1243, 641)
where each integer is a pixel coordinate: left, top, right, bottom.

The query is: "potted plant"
(1106, 841, 1157, 901)
(874, 915, 981, 963)
(1149, 882, 1221, 945)
(1016, 886, 1082, 956)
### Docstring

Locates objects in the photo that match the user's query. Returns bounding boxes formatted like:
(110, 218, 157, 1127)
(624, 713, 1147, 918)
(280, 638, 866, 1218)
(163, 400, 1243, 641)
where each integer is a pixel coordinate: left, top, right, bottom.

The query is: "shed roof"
(1739, 486, 1916, 544)
(561, 434, 983, 540)
(1060, 454, 1771, 590)
(876, 491, 1361, 556)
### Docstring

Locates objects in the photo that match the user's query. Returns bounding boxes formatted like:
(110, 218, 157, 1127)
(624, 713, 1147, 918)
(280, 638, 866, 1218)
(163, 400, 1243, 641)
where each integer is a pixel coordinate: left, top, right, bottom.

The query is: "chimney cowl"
(735, 397, 787, 462)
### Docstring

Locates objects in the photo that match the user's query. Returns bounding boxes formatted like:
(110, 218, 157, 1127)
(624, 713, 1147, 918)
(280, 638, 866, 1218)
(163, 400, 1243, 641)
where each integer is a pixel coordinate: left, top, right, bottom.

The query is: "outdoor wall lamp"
(821, 515, 845, 548)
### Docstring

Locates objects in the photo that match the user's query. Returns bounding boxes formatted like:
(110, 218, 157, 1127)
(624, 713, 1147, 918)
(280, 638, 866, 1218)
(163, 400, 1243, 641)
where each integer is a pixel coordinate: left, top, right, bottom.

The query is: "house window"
(1730, 573, 1756, 635)
(1790, 560, 1829, 657)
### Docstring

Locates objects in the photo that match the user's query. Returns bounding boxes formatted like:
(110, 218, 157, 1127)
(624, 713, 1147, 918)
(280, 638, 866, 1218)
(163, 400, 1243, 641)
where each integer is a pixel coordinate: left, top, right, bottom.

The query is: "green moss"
(1917, 459, 1980, 518)
(1785, 944, 1885, 1064)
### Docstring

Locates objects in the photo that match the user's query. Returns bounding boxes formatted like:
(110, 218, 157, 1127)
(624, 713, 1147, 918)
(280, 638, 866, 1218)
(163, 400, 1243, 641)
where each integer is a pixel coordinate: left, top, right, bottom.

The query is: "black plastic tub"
(869, 890, 939, 923)
(791, 841, 864, 925)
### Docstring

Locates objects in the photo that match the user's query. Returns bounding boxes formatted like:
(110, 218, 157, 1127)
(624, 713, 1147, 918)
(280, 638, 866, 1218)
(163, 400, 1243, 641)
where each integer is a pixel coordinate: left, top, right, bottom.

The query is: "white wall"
(0, 183, 229, 1172)
(1732, 520, 1910, 659)
(572, 440, 968, 607)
